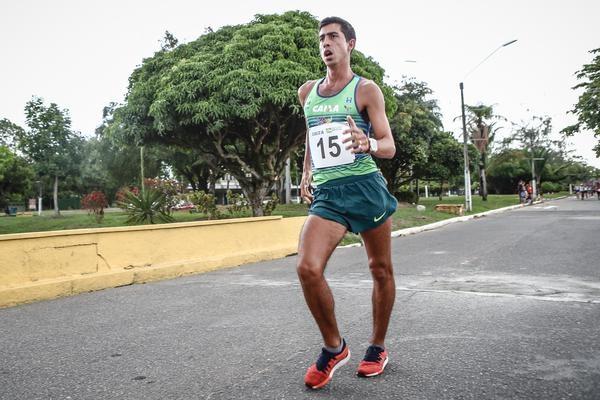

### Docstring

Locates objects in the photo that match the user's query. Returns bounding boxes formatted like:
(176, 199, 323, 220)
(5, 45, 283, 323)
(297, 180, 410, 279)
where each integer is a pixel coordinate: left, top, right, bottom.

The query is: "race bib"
(308, 122, 355, 169)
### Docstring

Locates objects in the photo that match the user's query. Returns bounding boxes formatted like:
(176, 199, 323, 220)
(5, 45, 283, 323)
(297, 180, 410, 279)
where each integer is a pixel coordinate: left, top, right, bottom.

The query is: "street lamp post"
(459, 39, 517, 212)
(459, 82, 472, 211)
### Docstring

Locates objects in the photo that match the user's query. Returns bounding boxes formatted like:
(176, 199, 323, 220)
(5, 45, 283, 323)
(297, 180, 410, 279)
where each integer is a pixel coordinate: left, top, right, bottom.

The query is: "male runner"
(297, 16, 398, 389)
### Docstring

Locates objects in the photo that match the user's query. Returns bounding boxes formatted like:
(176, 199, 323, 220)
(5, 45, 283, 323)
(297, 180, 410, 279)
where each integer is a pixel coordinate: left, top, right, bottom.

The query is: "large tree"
(111, 11, 394, 216)
(379, 79, 442, 194)
(503, 116, 564, 195)
(486, 148, 530, 194)
(562, 48, 600, 157)
(92, 103, 169, 201)
(16, 97, 84, 215)
(425, 131, 463, 199)
(0, 146, 35, 209)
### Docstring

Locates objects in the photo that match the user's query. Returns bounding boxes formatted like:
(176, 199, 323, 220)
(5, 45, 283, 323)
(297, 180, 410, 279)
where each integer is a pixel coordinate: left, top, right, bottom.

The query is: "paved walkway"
(1, 197, 599, 399)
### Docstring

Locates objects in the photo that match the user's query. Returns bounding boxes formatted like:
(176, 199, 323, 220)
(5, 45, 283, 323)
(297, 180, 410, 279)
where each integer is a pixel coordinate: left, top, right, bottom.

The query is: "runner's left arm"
(359, 81, 395, 159)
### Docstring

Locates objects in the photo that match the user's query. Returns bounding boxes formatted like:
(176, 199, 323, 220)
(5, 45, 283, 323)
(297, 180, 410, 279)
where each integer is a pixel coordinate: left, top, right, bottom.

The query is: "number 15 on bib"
(308, 122, 355, 169)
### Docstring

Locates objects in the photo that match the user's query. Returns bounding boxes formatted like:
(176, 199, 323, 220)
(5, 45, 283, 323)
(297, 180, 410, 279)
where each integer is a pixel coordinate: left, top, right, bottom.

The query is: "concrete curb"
(339, 196, 568, 248)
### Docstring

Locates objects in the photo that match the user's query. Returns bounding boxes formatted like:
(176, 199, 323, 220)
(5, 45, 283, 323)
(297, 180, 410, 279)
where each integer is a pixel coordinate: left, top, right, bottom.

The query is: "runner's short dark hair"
(319, 17, 356, 42)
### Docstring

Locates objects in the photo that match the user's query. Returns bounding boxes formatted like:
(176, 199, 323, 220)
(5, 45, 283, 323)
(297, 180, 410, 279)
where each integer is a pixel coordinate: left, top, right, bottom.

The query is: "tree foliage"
(110, 11, 394, 216)
(562, 48, 600, 157)
(425, 131, 463, 198)
(0, 146, 35, 209)
(0, 118, 25, 150)
(379, 79, 443, 193)
(486, 149, 530, 194)
(503, 115, 565, 192)
(14, 97, 84, 215)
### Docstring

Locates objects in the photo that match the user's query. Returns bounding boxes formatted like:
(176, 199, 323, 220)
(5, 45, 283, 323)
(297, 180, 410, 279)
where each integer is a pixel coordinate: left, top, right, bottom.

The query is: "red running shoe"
(356, 345, 388, 377)
(304, 339, 350, 389)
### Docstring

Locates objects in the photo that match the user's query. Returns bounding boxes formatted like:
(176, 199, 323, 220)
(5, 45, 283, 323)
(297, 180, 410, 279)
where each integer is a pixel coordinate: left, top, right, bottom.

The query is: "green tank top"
(303, 75, 379, 186)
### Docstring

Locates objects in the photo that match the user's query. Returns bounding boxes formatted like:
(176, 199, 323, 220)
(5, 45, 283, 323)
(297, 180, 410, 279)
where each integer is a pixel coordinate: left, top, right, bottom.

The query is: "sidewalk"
(342, 196, 568, 248)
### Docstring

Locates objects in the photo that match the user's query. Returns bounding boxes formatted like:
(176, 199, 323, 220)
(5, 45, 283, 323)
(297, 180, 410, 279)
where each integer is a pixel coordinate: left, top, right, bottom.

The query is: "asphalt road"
(1, 197, 599, 399)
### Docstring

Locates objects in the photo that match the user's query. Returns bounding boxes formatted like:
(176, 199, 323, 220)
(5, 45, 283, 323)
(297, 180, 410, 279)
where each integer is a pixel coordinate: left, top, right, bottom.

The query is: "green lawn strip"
(0, 194, 569, 236)
(542, 191, 570, 199)
(0, 210, 203, 235)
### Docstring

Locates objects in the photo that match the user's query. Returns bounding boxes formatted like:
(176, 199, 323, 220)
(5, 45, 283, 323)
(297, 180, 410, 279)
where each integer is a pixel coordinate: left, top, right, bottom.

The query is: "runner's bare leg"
(297, 215, 348, 348)
(360, 218, 395, 347)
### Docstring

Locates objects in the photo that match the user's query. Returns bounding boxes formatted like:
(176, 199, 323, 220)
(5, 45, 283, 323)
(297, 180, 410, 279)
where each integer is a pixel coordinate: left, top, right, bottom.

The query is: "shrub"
(394, 190, 417, 204)
(226, 190, 249, 217)
(144, 178, 184, 209)
(189, 190, 220, 220)
(117, 188, 174, 225)
(82, 191, 108, 223)
(116, 186, 139, 204)
(540, 181, 562, 193)
(263, 193, 279, 216)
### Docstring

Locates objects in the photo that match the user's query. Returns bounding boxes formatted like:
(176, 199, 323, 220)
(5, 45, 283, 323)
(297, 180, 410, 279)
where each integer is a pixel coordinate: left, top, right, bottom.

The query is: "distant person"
(517, 180, 526, 204)
(526, 182, 533, 204)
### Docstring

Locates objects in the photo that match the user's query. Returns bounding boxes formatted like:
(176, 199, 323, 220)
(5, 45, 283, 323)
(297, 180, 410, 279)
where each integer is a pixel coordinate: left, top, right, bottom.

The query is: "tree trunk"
(208, 173, 216, 196)
(53, 175, 60, 216)
(480, 168, 488, 201)
(245, 185, 269, 217)
(439, 179, 444, 201)
(480, 151, 488, 201)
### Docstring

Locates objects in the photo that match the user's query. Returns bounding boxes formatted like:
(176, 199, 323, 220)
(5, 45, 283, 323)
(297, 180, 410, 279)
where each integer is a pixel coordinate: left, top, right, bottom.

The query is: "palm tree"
(465, 104, 505, 201)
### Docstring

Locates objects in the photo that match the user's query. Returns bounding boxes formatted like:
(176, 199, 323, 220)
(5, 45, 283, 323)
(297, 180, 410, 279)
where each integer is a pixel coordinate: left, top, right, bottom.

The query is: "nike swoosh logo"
(374, 211, 386, 222)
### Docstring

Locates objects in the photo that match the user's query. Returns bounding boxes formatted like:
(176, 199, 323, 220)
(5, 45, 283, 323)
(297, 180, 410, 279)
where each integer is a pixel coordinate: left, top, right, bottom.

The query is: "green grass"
(0, 193, 569, 238)
(419, 194, 520, 214)
(0, 210, 202, 235)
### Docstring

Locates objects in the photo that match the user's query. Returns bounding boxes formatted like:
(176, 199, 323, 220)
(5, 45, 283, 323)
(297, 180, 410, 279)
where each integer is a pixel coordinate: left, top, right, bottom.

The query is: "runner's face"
(318, 23, 354, 66)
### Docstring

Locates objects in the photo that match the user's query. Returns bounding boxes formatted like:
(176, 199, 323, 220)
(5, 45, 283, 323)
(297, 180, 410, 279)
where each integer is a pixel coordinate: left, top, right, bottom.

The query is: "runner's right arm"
(298, 80, 317, 204)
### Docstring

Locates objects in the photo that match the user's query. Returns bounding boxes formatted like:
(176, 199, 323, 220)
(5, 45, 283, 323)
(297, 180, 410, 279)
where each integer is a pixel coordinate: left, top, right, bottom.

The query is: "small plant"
(117, 188, 174, 225)
(189, 190, 220, 220)
(226, 190, 249, 217)
(82, 191, 108, 223)
(263, 193, 279, 216)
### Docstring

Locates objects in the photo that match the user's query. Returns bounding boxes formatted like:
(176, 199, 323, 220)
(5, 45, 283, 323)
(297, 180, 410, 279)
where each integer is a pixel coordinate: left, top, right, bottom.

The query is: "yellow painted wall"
(0, 216, 306, 308)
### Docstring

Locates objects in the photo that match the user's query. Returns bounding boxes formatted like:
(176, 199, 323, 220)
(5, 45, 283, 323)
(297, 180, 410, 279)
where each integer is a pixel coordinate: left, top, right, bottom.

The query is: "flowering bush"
(82, 191, 108, 223)
(116, 186, 139, 203)
(144, 178, 184, 209)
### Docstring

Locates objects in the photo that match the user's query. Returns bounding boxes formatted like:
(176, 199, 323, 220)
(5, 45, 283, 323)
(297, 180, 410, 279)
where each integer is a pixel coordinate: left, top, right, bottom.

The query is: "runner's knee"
(297, 259, 324, 283)
(368, 258, 393, 281)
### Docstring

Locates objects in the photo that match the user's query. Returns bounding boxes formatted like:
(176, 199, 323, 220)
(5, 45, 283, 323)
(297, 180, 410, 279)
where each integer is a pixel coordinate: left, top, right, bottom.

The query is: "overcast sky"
(2, 0, 599, 167)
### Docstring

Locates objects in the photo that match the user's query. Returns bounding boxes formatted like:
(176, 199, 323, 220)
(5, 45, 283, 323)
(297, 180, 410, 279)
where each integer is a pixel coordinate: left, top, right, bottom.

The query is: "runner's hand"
(300, 171, 313, 204)
(342, 115, 369, 154)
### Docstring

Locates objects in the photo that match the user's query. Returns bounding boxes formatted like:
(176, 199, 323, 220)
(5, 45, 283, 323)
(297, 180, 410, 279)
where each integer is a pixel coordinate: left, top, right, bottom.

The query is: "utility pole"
(530, 133, 536, 199)
(459, 39, 517, 212)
